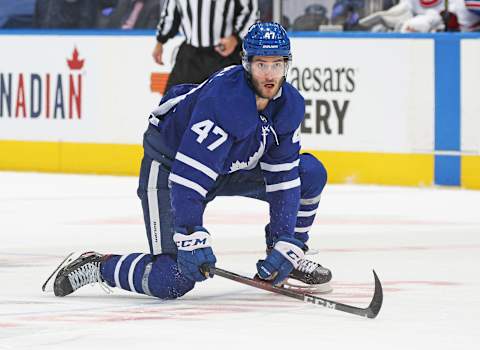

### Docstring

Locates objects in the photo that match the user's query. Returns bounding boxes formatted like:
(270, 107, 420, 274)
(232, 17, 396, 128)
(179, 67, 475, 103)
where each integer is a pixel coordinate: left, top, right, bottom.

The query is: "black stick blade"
(211, 266, 384, 319)
(315, 269, 383, 318)
(365, 269, 383, 319)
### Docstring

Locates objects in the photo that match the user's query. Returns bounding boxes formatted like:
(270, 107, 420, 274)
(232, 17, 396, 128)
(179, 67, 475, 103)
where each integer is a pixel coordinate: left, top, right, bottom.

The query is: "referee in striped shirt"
(153, 0, 258, 92)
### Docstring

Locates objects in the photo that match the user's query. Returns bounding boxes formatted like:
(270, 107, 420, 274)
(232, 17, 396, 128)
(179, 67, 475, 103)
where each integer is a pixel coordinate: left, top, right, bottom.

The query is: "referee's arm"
(156, 0, 181, 44)
(217, 0, 258, 56)
(233, 0, 259, 39)
(153, 0, 181, 65)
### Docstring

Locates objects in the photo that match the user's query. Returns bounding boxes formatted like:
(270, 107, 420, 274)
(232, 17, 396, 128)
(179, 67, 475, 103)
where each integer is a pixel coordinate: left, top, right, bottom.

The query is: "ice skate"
(42, 251, 111, 296)
(284, 257, 333, 294)
(264, 244, 333, 293)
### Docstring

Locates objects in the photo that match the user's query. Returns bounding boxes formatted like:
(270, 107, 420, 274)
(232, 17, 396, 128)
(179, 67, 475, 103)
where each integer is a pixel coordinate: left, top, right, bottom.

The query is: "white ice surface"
(0, 172, 479, 349)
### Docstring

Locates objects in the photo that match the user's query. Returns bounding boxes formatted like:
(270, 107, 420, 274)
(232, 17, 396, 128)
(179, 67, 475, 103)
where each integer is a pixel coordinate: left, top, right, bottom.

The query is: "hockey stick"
(206, 266, 383, 318)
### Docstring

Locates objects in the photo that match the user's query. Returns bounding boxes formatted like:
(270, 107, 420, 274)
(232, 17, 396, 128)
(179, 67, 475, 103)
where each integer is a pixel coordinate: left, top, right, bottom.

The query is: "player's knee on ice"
(101, 254, 195, 299)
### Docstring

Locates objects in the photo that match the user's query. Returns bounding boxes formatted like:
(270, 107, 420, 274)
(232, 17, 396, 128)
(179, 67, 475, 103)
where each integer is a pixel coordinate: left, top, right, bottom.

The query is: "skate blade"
(305, 248, 320, 256)
(283, 279, 333, 294)
(41, 252, 76, 293)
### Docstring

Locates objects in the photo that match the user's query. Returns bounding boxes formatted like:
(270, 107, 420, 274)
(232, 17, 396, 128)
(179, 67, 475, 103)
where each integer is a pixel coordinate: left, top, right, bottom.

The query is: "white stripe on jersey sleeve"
(151, 79, 207, 117)
(260, 159, 300, 172)
(176, 152, 218, 180)
(169, 173, 208, 197)
(266, 178, 301, 193)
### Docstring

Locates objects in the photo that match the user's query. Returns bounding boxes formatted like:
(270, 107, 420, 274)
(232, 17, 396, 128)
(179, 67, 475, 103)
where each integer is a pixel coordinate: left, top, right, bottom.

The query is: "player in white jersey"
(359, 0, 446, 32)
(449, 0, 480, 31)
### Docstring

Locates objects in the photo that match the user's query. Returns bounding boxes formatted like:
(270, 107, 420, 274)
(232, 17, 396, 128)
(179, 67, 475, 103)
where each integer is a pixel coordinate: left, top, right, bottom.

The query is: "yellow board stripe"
(305, 150, 434, 187)
(60, 142, 142, 175)
(461, 155, 480, 190)
(1, 140, 479, 189)
(0, 140, 142, 176)
(0, 140, 61, 172)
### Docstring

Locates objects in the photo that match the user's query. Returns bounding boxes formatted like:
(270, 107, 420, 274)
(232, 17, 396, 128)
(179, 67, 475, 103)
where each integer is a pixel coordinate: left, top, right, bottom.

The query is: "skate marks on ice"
(0, 253, 63, 269)
(0, 249, 468, 324)
(1, 290, 312, 327)
(62, 213, 480, 227)
(328, 279, 463, 305)
(0, 274, 465, 329)
(207, 243, 480, 257)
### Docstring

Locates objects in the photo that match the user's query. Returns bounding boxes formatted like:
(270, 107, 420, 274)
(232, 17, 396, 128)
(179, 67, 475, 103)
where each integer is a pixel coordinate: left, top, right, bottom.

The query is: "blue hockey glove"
(173, 226, 217, 282)
(256, 236, 305, 286)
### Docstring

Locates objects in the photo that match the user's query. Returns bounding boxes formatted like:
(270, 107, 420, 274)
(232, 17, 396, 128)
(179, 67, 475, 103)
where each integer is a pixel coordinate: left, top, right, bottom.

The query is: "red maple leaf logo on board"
(67, 47, 84, 70)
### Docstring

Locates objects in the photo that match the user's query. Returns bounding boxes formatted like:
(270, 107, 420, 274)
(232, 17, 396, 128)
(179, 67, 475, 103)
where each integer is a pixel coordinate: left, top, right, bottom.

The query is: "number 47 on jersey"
(191, 119, 228, 151)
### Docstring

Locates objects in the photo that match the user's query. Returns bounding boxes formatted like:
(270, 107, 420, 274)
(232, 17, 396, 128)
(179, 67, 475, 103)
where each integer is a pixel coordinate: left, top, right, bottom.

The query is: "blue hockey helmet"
(242, 22, 292, 76)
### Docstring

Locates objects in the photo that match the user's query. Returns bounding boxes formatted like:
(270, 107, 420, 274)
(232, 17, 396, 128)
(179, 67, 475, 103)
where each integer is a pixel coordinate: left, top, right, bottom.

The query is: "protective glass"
(250, 60, 288, 78)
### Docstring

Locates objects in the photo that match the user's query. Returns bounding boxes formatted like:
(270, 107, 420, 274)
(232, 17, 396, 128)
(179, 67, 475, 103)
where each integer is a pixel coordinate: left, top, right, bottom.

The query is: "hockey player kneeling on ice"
(44, 22, 332, 300)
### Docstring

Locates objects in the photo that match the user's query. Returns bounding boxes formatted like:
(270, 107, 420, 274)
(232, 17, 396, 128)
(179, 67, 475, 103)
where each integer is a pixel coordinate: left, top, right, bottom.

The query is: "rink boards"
(0, 31, 479, 189)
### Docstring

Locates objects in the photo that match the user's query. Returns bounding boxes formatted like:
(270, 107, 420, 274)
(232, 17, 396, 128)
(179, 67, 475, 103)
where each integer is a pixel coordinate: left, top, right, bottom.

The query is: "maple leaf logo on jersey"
(229, 126, 269, 172)
(229, 141, 265, 173)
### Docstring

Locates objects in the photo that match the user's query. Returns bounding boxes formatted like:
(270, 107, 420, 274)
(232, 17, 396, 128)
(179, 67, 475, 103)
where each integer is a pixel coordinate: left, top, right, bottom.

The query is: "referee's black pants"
(166, 42, 242, 92)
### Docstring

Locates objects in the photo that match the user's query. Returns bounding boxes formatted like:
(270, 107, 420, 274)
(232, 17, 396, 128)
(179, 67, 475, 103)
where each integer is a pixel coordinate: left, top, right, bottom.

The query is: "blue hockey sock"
(101, 253, 195, 299)
(295, 200, 320, 244)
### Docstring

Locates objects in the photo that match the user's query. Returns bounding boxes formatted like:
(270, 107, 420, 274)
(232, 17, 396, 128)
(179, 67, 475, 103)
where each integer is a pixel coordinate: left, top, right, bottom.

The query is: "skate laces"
(297, 259, 320, 274)
(68, 261, 112, 294)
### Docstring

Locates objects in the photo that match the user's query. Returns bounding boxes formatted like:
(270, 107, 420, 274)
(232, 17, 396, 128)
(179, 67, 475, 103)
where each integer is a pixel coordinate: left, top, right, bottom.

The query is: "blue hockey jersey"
(145, 65, 305, 238)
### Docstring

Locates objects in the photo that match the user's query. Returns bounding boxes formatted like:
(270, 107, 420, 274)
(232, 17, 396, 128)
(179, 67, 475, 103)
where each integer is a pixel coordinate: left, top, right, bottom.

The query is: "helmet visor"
(250, 60, 288, 78)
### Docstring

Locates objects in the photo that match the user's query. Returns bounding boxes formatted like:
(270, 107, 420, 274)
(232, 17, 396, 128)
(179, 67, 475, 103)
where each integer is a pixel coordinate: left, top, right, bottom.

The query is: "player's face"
(250, 56, 286, 99)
